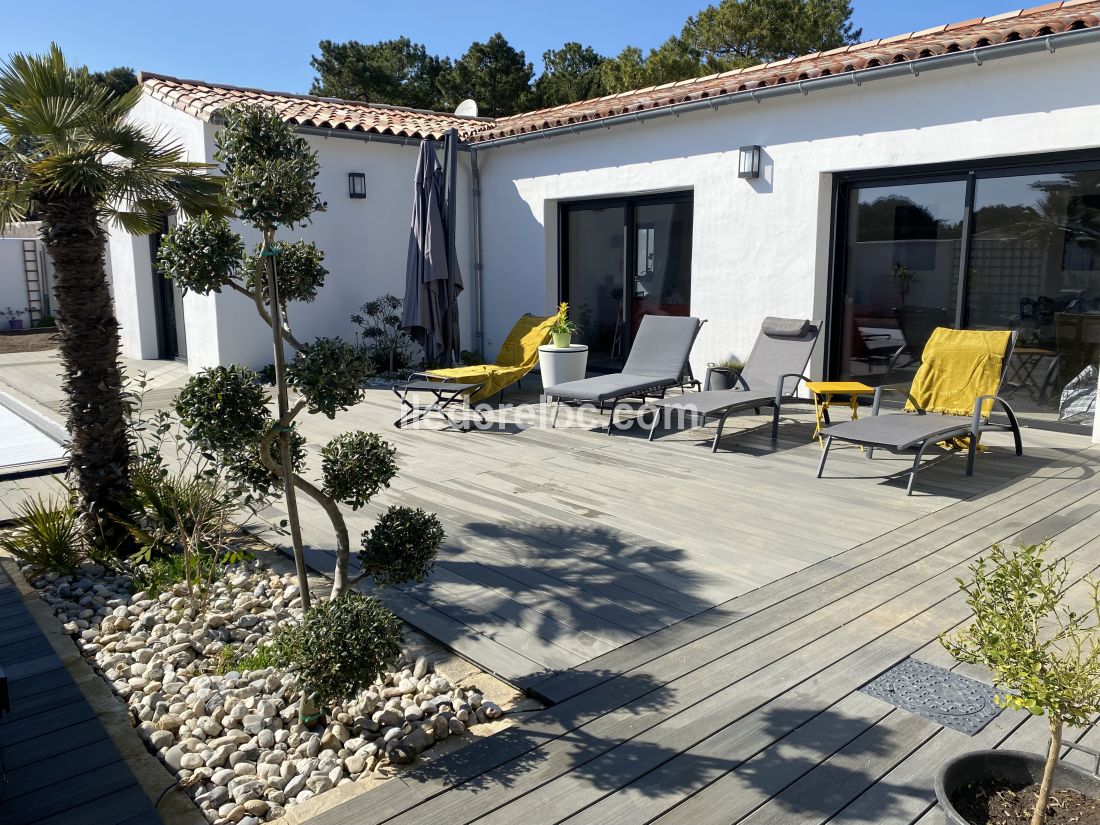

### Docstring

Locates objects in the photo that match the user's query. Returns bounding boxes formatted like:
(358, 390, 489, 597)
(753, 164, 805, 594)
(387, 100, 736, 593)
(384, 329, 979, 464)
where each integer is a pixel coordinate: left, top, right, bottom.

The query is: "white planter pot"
(538, 345, 589, 389)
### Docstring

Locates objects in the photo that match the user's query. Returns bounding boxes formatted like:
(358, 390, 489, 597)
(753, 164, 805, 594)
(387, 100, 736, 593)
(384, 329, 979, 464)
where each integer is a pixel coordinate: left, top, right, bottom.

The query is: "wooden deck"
(3, 355, 1099, 823)
(0, 570, 161, 825)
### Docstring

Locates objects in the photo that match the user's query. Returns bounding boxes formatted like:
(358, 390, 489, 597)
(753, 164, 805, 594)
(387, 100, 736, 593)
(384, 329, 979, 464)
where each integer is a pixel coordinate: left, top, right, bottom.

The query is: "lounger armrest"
(407, 371, 454, 383)
(871, 384, 920, 416)
(972, 395, 1018, 430)
(774, 373, 811, 402)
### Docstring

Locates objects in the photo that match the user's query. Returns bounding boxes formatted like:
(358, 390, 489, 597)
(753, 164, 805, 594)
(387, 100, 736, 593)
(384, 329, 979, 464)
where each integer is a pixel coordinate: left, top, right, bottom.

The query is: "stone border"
(0, 551, 205, 825)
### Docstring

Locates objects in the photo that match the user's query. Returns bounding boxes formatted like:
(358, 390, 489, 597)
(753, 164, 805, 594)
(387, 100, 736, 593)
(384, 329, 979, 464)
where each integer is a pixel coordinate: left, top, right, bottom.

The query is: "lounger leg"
(816, 436, 833, 478)
(907, 440, 933, 496)
(770, 402, 781, 440)
(647, 406, 660, 441)
(866, 445, 875, 460)
(606, 404, 615, 436)
(551, 400, 561, 428)
(1004, 406, 1024, 456)
(712, 411, 731, 453)
(966, 434, 980, 477)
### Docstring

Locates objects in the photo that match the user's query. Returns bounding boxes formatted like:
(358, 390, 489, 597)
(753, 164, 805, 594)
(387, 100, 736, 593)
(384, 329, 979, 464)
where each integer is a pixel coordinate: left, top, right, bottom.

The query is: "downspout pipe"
(470, 148, 485, 358)
(472, 25, 1100, 150)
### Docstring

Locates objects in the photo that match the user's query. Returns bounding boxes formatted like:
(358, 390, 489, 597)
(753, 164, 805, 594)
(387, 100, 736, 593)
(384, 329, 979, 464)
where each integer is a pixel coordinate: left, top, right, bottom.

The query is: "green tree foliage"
(310, 38, 449, 110)
(320, 432, 397, 511)
(534, 43, 608, 108)
(274, 593, 403, 708)
(90, 66, 138, 99)
(359, 506, 443, 588)
(942, 542, 1100, 825)
(683, 0, 861, 70)
(439, 33, 533, 117)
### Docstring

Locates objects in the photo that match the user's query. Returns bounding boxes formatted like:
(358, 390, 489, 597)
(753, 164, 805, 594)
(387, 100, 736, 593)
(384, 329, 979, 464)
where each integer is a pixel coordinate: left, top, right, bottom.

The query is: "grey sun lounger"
(645, 317, 821, 451)
(545, 314, 703, 434)
(816, 330, 1022, 496)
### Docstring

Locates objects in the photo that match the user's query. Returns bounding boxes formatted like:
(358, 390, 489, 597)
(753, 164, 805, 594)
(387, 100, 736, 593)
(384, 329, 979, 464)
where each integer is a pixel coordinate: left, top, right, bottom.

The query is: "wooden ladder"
(21, 239, 45, 324)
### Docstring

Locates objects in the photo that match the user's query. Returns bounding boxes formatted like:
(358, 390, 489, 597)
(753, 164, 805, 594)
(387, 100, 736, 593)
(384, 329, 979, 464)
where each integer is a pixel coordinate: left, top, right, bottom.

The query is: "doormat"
(860, 657, 1000, 735)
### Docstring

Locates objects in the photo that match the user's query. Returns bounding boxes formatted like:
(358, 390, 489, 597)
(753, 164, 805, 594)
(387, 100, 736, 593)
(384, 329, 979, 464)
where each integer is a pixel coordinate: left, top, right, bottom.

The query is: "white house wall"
(474, 43, 1100, 380)
(205, 134, 474, 372)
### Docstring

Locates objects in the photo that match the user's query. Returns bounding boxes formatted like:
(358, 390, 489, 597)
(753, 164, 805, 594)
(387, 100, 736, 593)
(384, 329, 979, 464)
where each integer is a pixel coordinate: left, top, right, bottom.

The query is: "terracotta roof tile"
(138, 72, 491, 141)
(477, 0, 1100, 142)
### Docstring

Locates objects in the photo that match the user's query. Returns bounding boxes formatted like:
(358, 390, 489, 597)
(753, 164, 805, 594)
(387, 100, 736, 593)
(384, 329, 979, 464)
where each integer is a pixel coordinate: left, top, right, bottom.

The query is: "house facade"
(106, 2, 1100, 438)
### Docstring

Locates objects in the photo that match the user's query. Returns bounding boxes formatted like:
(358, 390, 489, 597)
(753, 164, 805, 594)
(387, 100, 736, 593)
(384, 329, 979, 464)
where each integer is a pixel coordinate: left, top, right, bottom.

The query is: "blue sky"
(3, 1, 1020, 94)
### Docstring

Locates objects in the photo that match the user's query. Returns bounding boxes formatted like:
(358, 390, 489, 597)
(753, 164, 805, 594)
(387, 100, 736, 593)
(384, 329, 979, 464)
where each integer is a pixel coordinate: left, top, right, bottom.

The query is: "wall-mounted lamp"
(738, 145, 762, 179)
(348, 172, 366, 199)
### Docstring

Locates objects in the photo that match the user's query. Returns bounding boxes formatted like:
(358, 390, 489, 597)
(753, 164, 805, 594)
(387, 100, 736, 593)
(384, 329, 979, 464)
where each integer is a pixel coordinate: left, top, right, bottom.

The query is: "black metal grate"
(860, 657, 1001, 735)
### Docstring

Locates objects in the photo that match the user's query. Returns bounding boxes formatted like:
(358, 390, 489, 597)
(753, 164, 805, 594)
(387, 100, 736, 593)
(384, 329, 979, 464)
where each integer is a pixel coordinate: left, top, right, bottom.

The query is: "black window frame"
(829, 149, 1100, 432)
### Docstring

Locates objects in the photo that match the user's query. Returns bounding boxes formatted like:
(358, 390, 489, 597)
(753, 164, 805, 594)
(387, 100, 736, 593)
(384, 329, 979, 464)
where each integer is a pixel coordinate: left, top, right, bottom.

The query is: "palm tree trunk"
(39, 195, 132, 551)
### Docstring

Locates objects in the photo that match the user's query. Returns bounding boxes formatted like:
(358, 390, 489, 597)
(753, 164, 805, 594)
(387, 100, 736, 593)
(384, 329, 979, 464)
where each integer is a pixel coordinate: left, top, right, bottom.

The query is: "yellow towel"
(905, 327, 1011, 419)
(427, 314, 555, 403)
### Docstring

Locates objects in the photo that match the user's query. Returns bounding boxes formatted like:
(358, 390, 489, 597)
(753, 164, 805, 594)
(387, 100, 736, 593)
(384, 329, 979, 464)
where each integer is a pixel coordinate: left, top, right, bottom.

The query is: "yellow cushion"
(427, 314, 554, 403)
(905, 328, 1011, 418)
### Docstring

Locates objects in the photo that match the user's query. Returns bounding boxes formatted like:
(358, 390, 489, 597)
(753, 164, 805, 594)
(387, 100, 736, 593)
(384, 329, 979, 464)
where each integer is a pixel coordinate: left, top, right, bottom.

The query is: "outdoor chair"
(645, 317, 821, 451)
(816, 328, 1022, 496)
(415, 313, 555, 404)
(545, 314, 703, 435)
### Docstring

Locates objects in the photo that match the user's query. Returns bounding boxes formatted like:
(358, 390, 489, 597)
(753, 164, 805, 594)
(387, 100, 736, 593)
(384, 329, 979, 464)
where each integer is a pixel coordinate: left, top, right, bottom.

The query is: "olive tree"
(942, 542, 1100, 825)
(160, 105, 441, 601)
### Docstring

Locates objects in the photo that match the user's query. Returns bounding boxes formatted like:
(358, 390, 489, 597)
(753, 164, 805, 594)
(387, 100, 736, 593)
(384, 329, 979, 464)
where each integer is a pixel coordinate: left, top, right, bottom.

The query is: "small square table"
(804, 380, 875, 447)
(392, 380, 486, 431)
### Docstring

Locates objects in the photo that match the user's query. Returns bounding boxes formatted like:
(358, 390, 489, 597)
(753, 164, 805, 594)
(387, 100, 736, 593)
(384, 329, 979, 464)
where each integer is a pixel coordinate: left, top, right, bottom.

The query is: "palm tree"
(0, 45, 223, 548)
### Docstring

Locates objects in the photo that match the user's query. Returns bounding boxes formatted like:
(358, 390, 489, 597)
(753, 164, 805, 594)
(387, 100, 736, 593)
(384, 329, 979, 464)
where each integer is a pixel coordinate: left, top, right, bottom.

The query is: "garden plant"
(157, 104, 442, 603)
(0, 46, 223, 548)
(942, 541, 1100, 825)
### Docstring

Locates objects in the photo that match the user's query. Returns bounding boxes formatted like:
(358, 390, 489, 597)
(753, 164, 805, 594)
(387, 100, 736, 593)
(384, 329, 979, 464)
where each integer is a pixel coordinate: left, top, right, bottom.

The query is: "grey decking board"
(312, 462, 1100, 825)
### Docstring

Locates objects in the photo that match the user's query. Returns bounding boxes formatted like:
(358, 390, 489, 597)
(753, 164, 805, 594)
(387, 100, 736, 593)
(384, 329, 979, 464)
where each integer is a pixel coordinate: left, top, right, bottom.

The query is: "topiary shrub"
(156, 213, 244, 295)
(274, 593, 402, 708)
(321, 432, 397, 510)
(244, 240, 328, 304)
(359, 506, 443, 587)
(286, 337, 372, 418)
(174, 365, 269, 456)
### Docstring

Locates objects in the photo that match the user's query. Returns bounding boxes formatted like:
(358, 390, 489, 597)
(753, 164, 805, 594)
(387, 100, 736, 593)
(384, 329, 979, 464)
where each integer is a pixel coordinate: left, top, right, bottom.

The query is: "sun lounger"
(645, 317, 821, 451)
(545, 314, 703, 434)
(816, 328, 1022, 495)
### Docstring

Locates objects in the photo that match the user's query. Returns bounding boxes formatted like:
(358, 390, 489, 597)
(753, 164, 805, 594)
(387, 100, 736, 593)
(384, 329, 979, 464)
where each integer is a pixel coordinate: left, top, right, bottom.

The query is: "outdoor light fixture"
(348, 172, 366, 199)
(738, 145, 762, 179)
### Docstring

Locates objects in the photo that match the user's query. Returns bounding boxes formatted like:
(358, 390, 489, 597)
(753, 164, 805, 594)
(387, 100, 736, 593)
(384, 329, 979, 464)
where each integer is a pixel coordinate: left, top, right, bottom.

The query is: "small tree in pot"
(941, 541, 1100, 825)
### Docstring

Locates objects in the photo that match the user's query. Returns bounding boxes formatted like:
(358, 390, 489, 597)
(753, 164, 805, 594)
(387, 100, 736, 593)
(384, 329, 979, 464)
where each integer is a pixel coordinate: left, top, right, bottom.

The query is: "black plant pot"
(936, 749, 1100, 824)
(707, 367, 741, 392)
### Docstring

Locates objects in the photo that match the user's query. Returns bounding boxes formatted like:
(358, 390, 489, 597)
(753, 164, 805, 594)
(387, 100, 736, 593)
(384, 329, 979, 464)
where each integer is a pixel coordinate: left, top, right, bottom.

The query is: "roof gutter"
(470, 25, 1100, 150)
(294, 125, 472, 150)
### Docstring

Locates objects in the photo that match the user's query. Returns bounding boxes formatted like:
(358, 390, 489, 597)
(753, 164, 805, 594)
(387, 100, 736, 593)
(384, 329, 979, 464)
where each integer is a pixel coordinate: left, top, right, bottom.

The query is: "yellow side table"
(804, 381, 875, 447)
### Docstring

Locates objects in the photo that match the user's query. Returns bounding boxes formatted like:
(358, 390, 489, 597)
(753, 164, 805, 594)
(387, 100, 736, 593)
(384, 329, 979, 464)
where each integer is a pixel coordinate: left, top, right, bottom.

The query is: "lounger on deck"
(816, 328, 1022, 495)
(545, 314, 703, 434)
(645, 317, 821, 451)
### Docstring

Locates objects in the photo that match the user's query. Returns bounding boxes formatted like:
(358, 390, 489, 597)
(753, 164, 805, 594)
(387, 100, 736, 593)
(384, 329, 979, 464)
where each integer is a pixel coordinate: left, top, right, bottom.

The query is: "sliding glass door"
(562, 193, 693, 368)
(835, 160, 1100, 431)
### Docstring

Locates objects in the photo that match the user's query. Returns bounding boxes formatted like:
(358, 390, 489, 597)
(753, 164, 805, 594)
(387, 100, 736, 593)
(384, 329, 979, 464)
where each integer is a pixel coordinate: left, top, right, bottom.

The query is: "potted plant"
(707, 357, 745, 391)
(550, 301, 576, 348)
(4, 306, 28, 330)
(938, 541, 1100, 825)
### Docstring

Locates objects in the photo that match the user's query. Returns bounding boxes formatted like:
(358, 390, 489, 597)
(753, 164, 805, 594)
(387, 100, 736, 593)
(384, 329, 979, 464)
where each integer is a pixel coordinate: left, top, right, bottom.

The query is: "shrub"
(286, 337, 372, 418)
(351, 294, 419, 375)
(359, 506, 443, 587)
(157, 212, 244, 295)
(1, 496, 83, 572)
(244, 240, 328, 304)
(274, 593, 402, 707)
(321, 432, 397, 510)
(125, 461, 235, 559)
(175, 365, 269, 456)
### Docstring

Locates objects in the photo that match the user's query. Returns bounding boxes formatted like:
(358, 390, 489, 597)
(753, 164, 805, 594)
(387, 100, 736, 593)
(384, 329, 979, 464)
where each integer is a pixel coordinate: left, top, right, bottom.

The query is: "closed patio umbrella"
(403, 131, 462, 366)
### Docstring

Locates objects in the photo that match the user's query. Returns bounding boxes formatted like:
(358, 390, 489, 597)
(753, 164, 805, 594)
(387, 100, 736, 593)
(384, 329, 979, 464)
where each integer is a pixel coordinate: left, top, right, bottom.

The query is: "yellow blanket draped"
(427, 314, 555, 403)
(904, 327, 1011, 419)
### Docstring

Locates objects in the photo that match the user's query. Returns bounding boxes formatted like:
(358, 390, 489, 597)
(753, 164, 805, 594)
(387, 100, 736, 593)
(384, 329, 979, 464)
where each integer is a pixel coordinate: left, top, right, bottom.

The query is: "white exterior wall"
(107, 95, 210, 361)
(203, 135, 474, 372)
(0, 240, 30, 320)
(475, 44, 1100, 383)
